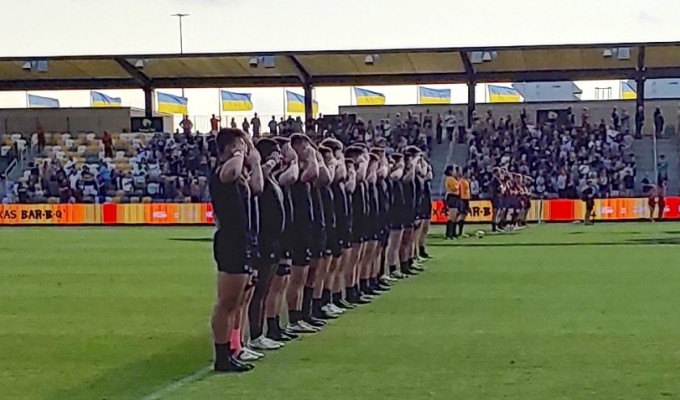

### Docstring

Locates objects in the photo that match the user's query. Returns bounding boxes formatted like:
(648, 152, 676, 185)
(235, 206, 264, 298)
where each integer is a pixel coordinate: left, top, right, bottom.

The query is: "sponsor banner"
(0, 198, 677, 226)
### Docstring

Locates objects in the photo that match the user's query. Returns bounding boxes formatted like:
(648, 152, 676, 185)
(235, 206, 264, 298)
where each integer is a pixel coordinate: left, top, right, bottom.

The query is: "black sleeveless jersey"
(414, 177, 424, 209)
(291, 179, 313, 227)
(403, 178, 416, 210)
(311, 185, 326, 229)
(367, 182, 379, 220)
(390, 179, 405, 211)
(376, 178, 390, 217)
(352, 181, 367, 220)
(209, 166, 251, 237)
(331, 182, 347, 219)
(320, 185, 335, 229)
(257, 177, 285, 239)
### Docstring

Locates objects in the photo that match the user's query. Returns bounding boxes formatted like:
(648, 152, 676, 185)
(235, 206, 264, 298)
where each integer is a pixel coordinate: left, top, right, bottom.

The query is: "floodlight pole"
(172, 13, 189, 98)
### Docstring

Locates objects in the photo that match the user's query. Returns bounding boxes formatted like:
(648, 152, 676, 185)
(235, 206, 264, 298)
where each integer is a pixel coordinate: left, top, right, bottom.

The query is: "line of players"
(443, 166, 532, 239)
(209, 128, 433, 373)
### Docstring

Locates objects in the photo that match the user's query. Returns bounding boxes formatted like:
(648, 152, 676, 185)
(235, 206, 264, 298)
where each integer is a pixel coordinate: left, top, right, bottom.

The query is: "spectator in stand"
(654, 108, 665, 137)
(102, 131, 114, 158)
(36, 122, 46, 154)
(444, 110, 456, 141)
(180, 115, 193, 136)
(251, 113, 261, 138)
(268, 116, 278, 135)
(611, 107, 620, 131)
(635, 106, 644, 138)
(242, 118, 250, 134)
(210, 114, 221, 133)
(230, 118, 237, 128)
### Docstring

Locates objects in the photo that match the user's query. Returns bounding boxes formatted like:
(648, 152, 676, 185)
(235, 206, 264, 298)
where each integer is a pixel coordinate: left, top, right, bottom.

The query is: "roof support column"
(303, 82, 314, 133)
(467, 81, 476, 129)
(144, 86, 154, 119)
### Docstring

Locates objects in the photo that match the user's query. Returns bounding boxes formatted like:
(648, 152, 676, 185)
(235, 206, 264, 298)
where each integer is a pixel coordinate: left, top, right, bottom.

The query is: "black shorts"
(445, 194, 460, 210)
(290, 221, 312, 266)
(213, 230, 253, 274)
(309, 224, 330, 259)
(402, 207, 417, 228)
(254, 238, 281, 268)
(325, 227, 344, 258)
(351, 216, 366, 244)
(458, 199, 470, 214)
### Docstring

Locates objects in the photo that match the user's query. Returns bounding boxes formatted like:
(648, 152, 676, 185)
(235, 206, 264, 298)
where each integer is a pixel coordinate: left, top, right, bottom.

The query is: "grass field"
(2, 223, 680, 399)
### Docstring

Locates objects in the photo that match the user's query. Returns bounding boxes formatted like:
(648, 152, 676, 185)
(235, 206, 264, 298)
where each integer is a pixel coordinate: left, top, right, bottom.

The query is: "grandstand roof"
(3, 41, 680, 91)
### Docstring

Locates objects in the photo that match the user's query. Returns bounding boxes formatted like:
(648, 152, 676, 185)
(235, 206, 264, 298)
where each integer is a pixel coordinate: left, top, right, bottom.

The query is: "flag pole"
(25, 92, 29, 108)
(217, 89, 223, 128)
(282, 88, 286, 119)
(349, 86, 353, 106)
(416, 86, 420, 105)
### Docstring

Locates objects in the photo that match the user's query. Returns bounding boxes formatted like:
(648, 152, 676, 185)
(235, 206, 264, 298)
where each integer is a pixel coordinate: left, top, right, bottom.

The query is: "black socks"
(302, 286, 314, 318)
(214, 342, 231, 367)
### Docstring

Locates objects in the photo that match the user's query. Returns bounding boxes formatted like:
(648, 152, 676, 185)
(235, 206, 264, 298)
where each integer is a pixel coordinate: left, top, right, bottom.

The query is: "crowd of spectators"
(0, 105, 671, 204)
(463, 107, 641, 200)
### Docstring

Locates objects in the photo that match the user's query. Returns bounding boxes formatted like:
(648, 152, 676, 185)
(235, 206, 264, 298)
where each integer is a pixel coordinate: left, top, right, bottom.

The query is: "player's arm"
(244, 140, 264, 194)
(278, 159, 299, 186)
(315, 151, 331, 186)
(218, 142, 246, 184)
(345, 164, 357, 193)
(300, 147, 319, 183)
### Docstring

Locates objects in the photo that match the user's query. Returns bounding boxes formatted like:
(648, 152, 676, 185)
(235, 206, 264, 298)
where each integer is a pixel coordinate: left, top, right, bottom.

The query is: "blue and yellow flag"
(419, 86, 451, 104)
(90, 91, 122, 108)
(488, 85, 522, 103)
(157, 92, 188, 115)
(621, 81, 637, 100)
(221, 90, 253, 111)
(28, 94, 60, 108)
(286, 91, 319, 115)
(354, 87, 386, 105)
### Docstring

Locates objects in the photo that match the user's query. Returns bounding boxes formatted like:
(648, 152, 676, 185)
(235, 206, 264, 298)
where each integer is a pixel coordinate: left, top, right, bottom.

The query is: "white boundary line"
(140, 366, 213, 400)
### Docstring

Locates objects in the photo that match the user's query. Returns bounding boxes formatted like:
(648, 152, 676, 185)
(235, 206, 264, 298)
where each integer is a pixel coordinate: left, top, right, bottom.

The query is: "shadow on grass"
(429, 237, 680, 247)
(169, 238, 212, 242)
(49, 337, 211, 400)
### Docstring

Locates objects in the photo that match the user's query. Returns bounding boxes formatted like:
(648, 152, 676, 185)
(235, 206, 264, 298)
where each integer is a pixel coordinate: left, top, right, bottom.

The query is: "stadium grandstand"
(2, 41, 680, 204)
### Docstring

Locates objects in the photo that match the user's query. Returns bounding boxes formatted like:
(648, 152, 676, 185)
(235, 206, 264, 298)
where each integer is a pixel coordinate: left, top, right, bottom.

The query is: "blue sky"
(1, 0, 679, 123)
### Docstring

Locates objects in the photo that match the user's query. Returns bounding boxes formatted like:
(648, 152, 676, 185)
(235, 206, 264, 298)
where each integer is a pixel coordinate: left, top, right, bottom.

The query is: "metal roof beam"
(636, 45, 646, 79)
(459, 51, 476, 81)
(287, 55, 312, 84)
(0, 78, 140, 91)
(114, 58, 151, 87)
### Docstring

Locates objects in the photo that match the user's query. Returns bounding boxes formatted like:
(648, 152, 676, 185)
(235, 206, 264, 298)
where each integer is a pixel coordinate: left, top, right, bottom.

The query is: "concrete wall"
(340, 99, 680, 134)
(0, 108, 133, 135)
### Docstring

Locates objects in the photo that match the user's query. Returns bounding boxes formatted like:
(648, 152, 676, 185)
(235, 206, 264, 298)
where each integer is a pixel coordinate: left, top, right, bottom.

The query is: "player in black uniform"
(242, 138, 284, 361)
(399, 146, 421, 277)
(417, 159, 433, 260)
(209, 128, 263, 373)
(344, 146, 372, 305)
(335, 158, 358, 309)
(359, 152, 381, 296)
(370, 148, 393, 290)
(258, 137, 300, 347)
(409, 157, 427, 272)
(320, 139, 351, 315)
(386, 153, 406, 279)
(285, 134, 321, 334)
(303, 146, 336, 325)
